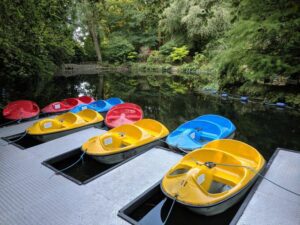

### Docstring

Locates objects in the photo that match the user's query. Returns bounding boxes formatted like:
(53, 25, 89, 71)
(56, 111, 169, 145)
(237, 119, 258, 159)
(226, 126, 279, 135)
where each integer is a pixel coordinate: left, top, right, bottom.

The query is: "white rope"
(49, 151, 86, 179)
(216, 162, 300, 197)
(163, 197, 176, 225)
(196, 161, 300, 197)
(0, 130, 27, 146)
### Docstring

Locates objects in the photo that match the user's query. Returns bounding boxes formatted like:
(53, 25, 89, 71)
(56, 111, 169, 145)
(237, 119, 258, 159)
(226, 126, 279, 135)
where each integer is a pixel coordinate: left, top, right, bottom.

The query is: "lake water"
(1, 73, 300, 159)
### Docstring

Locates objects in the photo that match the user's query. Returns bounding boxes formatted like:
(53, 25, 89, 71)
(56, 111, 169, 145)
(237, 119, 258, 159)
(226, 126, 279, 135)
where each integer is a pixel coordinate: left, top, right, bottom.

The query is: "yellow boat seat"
(77, 109, 99, 122)
(134, 119, 165, 137)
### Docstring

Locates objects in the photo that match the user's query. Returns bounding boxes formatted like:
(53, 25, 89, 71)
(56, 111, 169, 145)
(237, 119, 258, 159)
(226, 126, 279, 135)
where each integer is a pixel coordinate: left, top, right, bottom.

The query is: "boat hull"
(30, 122, 103, 142)
(161, 169, 260, 216)
(168, 131, 235, 152)
(3, 100, 40, 120)
(91, 139, 165, 164)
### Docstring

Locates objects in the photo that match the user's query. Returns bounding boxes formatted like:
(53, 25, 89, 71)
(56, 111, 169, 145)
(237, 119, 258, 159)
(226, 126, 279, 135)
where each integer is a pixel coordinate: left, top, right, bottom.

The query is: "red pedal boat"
(3, 100, 40, 120)
(105, 103, 143, 128)
(42, 96, 95, 114)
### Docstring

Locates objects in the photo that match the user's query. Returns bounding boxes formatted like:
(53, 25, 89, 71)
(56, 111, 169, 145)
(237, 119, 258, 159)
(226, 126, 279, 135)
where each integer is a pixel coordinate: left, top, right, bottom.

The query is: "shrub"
(170, 46, 189, 63)
(159, 37, 185, 56)
(127, 51, 138, 61)
(193, 53, 207, 66)
(147, 50, 166, 64)
(138, 46, 151, 62)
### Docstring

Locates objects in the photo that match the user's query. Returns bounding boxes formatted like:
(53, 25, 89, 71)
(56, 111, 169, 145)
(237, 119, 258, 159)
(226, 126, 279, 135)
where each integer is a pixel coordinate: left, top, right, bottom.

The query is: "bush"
(127, 51, 138, 61)
(138, 46, 151, 62)
(159, 37, 185, 56)
(102, 35, 135, 62)
(147, 50, 166, 64)
(193, 53, 207, 66)
(170, 46, 189, 63)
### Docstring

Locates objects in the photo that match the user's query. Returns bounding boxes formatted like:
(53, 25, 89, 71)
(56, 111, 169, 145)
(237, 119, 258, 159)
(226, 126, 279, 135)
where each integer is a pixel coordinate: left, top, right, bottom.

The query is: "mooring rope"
(49, 151, 86, 179)
(192, 160, 300, 197)
(212, 162, 300, 197)
(0, 130, 27, 146)
(163, 196, 177, 225)
(157, 138, 299, 196)
(162, 158, 299, 224)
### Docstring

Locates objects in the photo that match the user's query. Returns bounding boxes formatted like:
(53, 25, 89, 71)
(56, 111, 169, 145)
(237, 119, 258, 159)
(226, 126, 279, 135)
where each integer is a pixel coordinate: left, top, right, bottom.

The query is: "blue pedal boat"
(70, 97, 124, 113)
(166, 114, 236, 151)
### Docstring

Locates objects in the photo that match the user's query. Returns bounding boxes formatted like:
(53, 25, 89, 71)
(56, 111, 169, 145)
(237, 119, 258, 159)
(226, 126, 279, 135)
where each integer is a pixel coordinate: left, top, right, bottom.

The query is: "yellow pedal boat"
(27, 109, 103, 142)
(82, 119, 169, 164)
(161, 139, 265, 216)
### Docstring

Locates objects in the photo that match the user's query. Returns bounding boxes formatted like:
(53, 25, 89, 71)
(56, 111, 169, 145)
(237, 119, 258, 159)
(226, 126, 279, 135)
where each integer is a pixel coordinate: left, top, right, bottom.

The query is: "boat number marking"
(104, 137, 113, 145)
(44, 122, 53, 129)
(54, 104, 61, 109)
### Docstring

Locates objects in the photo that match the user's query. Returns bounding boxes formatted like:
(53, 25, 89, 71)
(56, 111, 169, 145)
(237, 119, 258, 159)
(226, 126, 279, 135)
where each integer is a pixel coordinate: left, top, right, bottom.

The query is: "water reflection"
(1, 73, 300, 158)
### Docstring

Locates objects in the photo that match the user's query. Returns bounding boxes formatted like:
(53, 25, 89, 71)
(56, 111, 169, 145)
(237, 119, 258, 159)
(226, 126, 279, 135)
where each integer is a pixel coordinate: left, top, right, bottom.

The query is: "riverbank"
(54, 62, 300, 108)
(129, 63, 300, 108)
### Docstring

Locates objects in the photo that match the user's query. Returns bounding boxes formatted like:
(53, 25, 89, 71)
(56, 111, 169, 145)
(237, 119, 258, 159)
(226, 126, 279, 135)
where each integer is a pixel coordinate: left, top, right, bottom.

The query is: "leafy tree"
(75, 0, 107, 62)
(0, 0, 76, 81)
(209, 0, 300, 86)
(159, 0, 230, 51)
(102, 34, 135, 62)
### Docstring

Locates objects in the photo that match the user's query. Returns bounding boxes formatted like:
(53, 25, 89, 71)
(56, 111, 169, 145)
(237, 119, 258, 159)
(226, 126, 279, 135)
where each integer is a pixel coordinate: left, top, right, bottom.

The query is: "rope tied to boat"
(163, 195, 177, 225)
(191, 159, 300, 197)
(163, 165, 191, 224)
(0, 130, 27, 146)
(49, 151, 86, 179)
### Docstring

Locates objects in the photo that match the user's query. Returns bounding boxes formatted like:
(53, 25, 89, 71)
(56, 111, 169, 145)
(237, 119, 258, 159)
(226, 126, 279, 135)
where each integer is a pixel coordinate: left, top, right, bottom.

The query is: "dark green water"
(1, 73, 300, 159)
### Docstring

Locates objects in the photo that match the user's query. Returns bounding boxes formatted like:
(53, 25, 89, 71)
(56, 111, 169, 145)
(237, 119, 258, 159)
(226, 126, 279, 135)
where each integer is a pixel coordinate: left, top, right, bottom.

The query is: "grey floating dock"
(0, 122, 182, 225)
(0, 117, 44, 138)
(234, 148, 300, 225)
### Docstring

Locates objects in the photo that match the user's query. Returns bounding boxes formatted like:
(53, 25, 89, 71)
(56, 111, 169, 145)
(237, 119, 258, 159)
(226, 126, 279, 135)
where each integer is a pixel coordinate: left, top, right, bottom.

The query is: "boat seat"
(212, 168, 242, 187)
(198, 131, 218, 140)
(77, 109, 97, 122)
(121, 136, 137, 146)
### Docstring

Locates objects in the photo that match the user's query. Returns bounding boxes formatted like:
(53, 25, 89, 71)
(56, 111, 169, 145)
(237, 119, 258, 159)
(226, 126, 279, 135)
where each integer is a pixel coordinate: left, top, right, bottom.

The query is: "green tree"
(159, 0, 230, 51)
(76, 0, 107, 62)
(209, 0, 300, 85)
(0, 0, 76, 81)
(102, 33, 135, 62)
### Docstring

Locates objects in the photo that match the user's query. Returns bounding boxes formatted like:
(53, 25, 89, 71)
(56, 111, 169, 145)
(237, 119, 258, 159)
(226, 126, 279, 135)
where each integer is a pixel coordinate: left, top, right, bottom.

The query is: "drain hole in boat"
(208, 181, 232, 194)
